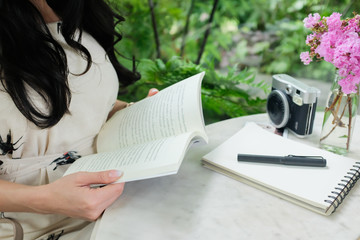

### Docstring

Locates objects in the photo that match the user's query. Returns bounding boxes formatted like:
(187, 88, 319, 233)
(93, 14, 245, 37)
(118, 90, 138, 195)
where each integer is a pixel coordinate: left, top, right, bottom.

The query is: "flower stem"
(320, 92, 348, 142)
(320, 93, 341, 142)
(346, 96, 352, 150)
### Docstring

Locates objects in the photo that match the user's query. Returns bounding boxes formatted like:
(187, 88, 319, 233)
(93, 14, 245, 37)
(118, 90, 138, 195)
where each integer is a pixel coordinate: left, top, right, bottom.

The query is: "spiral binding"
(324, 161, 360, 214)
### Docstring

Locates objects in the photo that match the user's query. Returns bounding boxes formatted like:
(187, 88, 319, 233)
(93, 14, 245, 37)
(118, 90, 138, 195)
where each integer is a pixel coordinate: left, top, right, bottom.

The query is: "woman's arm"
(0, 170, 124, 221)
(107, 88, 159, 120)
(107, 100, 128, 120)
(0, 89, 161, 219)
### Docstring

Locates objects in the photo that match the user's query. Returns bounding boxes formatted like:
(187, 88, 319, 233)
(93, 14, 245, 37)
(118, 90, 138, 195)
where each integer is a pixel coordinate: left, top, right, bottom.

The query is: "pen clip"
(287, 155, 325, 160)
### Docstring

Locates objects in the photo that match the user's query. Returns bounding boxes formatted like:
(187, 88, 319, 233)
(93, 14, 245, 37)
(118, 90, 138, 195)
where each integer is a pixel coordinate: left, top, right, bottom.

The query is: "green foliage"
(120, 57, 269, 124)
(201, 63, 269, 123)
(106, 0, 359, 123)
(110, 0, 185, 61)
(110, 0, 359, 81)
(322, 109, 331, 126)
(232, 0, 360, 80)
(261, 20, 310, 75)
(352, 93, 359, 116)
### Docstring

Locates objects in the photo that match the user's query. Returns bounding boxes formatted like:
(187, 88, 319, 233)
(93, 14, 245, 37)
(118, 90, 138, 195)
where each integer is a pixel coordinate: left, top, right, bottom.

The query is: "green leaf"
(120, 58, 267, 124)
(322, 110, 332, 126)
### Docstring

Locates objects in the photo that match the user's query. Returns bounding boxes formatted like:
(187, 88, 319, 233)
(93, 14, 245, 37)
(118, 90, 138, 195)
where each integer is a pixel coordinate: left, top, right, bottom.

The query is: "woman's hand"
(107, 88, 159, 119)
(146, 88, 159, 97)
(0, 170, 124, 221)
(35, 170, 125, 221)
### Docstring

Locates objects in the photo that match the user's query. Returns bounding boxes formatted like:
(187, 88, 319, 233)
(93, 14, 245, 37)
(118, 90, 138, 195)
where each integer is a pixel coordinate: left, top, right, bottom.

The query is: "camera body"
(266, 74, 320, 137)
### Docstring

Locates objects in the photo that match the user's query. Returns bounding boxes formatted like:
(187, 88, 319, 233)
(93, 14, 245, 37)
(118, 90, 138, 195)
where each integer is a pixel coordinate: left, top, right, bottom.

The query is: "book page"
(202, 122, 358, 213)
(65, 132, 200, 182)
(97, 72, 207, 152)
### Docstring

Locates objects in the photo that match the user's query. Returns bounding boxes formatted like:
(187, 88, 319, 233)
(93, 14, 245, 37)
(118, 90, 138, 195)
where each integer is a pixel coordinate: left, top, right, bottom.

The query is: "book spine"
(325, 161, 360, 214)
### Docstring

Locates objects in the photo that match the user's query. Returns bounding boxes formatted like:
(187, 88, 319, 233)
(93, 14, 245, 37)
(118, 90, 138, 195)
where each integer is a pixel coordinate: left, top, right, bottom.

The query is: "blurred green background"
(109, 0, 359, 124)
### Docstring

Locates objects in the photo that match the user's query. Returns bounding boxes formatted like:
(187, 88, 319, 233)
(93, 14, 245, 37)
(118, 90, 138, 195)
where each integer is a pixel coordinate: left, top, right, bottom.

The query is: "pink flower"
(314, 32, 336, 62)
(303, 13, 321, 29)
(301, 12, 360, 94)
(343, 17, 360, 33)
(352, 62, 360, 76)
(305, 33, 318, 44)
(354, 74, 360, 86)
(326, 12, 342, 31)
(338, 67, 349, 77)
(339, 75, 357, 94)
(300, 52, 312, 65)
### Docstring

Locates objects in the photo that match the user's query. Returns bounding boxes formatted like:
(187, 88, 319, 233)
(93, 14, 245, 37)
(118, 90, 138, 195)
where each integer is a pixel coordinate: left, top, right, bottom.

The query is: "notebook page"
(202, 122, 358, 209)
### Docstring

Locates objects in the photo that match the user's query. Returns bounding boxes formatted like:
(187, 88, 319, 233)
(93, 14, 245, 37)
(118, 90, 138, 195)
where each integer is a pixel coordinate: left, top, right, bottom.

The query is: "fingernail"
(108, 170, 123, 178)
(149, 88, 159, 95)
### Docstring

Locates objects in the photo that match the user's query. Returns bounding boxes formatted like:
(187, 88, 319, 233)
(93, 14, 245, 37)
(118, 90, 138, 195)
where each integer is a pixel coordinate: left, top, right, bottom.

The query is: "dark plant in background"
(109, 0, 359, 123)
(111, 0, 359, 78)
(111, 0, 269, 123)
(121, 57, 269, 124)
(195, 0, 219, 64)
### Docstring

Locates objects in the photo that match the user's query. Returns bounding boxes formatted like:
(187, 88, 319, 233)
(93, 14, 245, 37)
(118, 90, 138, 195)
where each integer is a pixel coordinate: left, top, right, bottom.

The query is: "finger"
(147, 88, 159, 97)
(98, 182, 125, 200)
(72, 170, 123, 186)
(92, 183, 125, 209)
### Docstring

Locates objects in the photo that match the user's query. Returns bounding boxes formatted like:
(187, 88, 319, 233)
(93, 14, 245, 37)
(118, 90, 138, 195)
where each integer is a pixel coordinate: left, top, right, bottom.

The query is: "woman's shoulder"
(0, 86, 28, 128)
(0, 89, 28, 158)
(0, 87, 17, 112)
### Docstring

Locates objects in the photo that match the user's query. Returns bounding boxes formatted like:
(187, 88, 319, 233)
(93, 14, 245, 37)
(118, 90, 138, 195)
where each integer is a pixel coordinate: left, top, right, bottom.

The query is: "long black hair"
(0, 0, 140, 128)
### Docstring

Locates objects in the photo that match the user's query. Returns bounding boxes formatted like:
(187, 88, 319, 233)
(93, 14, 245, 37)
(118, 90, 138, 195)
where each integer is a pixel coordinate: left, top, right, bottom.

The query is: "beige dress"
(0, 22, 119, 239)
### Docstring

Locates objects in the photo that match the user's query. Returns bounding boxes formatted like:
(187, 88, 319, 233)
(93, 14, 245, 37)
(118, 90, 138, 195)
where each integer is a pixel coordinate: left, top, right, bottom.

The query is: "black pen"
(237, 154, 327, 167)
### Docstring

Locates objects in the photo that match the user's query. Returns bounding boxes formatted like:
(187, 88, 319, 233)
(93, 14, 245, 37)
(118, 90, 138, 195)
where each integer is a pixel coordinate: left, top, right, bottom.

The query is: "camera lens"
(266, 90, 290, 128)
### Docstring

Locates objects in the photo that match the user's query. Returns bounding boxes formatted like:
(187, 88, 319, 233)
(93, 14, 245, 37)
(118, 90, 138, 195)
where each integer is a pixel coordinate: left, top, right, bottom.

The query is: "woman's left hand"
(107, 88, 159, 119)
(146, 88, 159, 97)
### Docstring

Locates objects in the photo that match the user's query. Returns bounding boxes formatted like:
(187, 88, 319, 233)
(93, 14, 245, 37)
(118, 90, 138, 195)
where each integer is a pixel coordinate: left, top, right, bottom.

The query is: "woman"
(0, 0, 156, 239)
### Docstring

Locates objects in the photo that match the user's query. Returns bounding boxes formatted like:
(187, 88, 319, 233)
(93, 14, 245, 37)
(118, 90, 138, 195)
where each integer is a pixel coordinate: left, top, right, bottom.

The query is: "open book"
(64, 72, 208, 182)
(202, 122, 360, 215)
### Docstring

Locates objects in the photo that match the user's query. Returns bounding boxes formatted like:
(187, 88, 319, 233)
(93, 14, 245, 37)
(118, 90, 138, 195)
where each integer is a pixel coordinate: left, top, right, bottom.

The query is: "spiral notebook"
(202, 122, 360, 215)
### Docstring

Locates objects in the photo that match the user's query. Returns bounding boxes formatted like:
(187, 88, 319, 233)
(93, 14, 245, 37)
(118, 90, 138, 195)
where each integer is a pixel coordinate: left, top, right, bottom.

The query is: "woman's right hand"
(34, 170, 125, 221)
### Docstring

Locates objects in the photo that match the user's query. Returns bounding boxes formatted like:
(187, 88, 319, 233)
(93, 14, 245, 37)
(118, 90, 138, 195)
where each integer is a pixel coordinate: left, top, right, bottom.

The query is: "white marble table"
(93, 112, 360, 240)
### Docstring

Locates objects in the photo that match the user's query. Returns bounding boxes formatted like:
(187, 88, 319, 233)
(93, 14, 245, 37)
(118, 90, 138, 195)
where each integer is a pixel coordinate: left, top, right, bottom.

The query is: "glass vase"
(319, 72, 359, 155)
